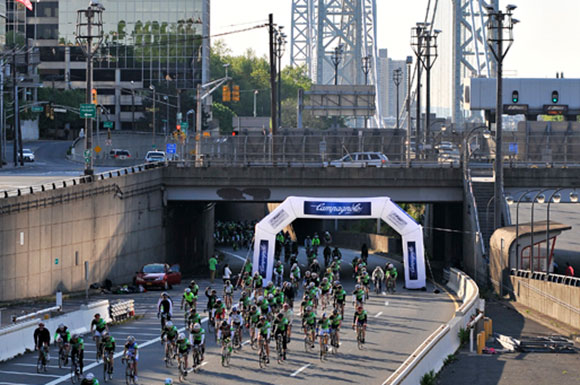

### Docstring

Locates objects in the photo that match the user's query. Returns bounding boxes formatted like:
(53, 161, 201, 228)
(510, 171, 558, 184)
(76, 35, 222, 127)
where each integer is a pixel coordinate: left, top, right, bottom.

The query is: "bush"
(420, 370, 436, 385)
(443, 353, 457, 366)
(458, 327, 469, 346)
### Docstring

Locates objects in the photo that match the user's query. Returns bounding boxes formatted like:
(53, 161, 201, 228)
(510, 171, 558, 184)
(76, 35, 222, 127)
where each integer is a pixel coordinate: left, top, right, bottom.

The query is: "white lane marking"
(290, 363, 311, 377)
(218, 250, 247, 262)
(242, 339, 250, 346)
(0, 382, 28, 385)
(45, 317, 209, 385)
(375, 312, 383, 318)
(11, 363, 64, 370)
(0, 370, 61, 378)
(186, 361, 208, 373)
(385, 301, 389, 306)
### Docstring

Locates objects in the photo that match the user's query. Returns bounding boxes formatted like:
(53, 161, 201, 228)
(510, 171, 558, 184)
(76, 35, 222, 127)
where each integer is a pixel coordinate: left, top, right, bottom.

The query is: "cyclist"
(282, 281, 295, 309)
(123, 336, 139, 383)
(186, 307, 202, 333)
(188, 280, 200, 297)
(90, 313, 108, 355)
(205, 287, 218, 319)
(248, 305, 262, 343)
(333, 283, 347, 316)
(304, 235, 312, 256)
(302, 306, 317, 348)
(213, 298, 227, 327)
(273, 261, 284, 287)
(157, 292, 173, 329)
(256, 315, 272, 364)
(352, 284, 365, 308)
(386, 263, 398, 292)
(281, 303, 294, 341)
(229, 306, 244, 342)
(54, 323, 71, 364)
(273, 313, 289, 360)
(331, 246, 342, 261)
(318, 313, 331, 357)
(319, 277, 332, 310)
(331, 259, 341, 281)
(70, 334, 85, 375)
(311, 233, 320, 255)
(241, 272, 253, 294)
(101, 331, 115, 373)
(352, 306, 368, 343)
(80, 372, 99, 385)
(161, 321, 179, 360)
(253, 272, 264, 297)
(190, 323, 206, 361)
(33, 322, 51, 363)
(239, 290, 252, 319)
(180, 288, 196, 313)
(264, 281, 276, 297)
(175, 333, 192, 376)
(217, 320, 233, 356)
(360, 270, 371, 299)
(290, 263, 301, 288)
(300, 294, 314, 316)
(329, 309, 342, 347)
(224, 280, 234, 309)
(372, 265, 385, 293)
(257, 296, 271, 320)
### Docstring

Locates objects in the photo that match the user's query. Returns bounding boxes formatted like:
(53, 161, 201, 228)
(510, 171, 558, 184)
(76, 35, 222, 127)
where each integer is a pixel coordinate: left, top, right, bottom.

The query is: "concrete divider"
(0, 300, 110, 362)
(383, 268, 481, 385)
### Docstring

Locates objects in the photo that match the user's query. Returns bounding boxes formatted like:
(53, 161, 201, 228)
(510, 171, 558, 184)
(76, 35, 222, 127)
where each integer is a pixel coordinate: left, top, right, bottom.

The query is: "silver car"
(145, 151, 166, 163)
(328, 152, 389, 167)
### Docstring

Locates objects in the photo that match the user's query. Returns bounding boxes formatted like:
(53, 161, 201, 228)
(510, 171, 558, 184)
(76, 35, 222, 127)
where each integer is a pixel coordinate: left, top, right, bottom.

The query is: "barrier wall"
(0, 300, 110, 362)
(384, 268, 481, 385)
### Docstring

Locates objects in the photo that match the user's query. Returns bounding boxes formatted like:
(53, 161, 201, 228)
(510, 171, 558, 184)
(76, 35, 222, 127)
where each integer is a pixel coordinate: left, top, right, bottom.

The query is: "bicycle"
(258, 338, 268, 368)
(177, 352, 188, 382)
(319, 332, 329, 361)
(36, 345, 49, 373)
(330, 328, 340, 353)
(192, 344, 202, 373)
(386, 277, 396, 294)
(334, 301, 345, 319)
(57, 341, 69, 368)
(221, 338, 232, 367)
(70, 353, 82, 384)
(94, 334, 103, 362)
(232, 325, 243, 350)
(164, 338, 176, 367)
(124, 355, 137, 384)
(159, 311, 170, 331)
(303, 325, 316, 352)
(103, 351, 114, 382)
(356, 325, 365, 350)
(275, 333, 284, 364)
(374, 277, 382, 294)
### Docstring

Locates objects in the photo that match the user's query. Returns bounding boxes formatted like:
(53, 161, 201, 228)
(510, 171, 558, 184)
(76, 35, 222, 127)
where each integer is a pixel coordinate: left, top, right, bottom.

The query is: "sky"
(210, 0, 580, 79)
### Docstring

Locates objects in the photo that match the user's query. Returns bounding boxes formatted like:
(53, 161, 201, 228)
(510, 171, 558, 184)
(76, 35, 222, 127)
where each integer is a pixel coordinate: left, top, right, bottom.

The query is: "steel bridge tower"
(291, 0, 382, 125)
(452, 0, 498, 125)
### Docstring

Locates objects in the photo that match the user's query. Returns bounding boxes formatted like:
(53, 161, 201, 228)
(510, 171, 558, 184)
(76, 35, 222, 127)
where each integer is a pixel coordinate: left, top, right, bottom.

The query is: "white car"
(109, 149, 131, 160)
(145, 151, 166, 163)
(328, 152, 389, 167)
(21, 148, 35, 162)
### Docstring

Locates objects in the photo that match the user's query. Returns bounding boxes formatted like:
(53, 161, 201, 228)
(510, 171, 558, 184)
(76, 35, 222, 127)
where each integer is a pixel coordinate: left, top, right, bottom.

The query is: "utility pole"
(76, 2, 104, 176)
(150, 84, 156, 147)
(411, 24, 425, 155)
(331, 44, 344, 86)
(12, 51, 22, 166)
(487, 5, 518, 230)
(130, 81, 135, 131)
(0, 59, 4, 168)
(393, 68, 402, 130)
(268, 14, 277, 135)
(361, 55, 372, 129)
(275, 27, 287, 130)
(406, 56, 412, 167)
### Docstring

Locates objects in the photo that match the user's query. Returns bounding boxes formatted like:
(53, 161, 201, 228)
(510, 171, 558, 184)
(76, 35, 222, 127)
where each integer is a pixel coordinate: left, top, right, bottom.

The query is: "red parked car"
(134, 263, 181, 290)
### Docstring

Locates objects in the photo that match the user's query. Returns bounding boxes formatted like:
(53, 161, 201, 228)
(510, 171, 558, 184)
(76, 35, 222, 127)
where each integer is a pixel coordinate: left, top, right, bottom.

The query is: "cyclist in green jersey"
(188, 280, 200, 296)
(352, 306, 368, 343)
(334, 284, 347, 314)
(54, 323, 71, 364)
(300, 294, 314, 316)
(248, 305, 262, 342)
(329, 309, 342, 347)
(257, 316, 272, 363)
(181, 288, 196, 311)
(352, 284, 365, 308)
(175, 333, 192, 375)
(242, 272, 253, 293)
(187, 308, 202, 332)
(101, 331, 115, 369)
(273, 313, 289, 360)
(253, 273, 264, 296)
(190, 323, 206, 360)
(302, 306, 317, 347)
(318, 313, 331, 356)
(80, 373, 99, 385)
(70, 334, 85, 374)
(161, 321, 179, 358)
(386, 263, 398, 292)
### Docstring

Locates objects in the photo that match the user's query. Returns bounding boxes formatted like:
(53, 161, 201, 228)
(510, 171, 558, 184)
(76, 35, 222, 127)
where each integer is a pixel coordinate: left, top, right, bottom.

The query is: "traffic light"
(176, 123, 181, 131)
(222, 85, 231, 102)
(231, 130, 238, 136)
(512, 90, 519, 103)
(50, 107, 54, 120)
(551, 90, 559, 104)
(45, 103, 51, 118)
(91, 88, 98, 104)
(232, 85, 240, 102)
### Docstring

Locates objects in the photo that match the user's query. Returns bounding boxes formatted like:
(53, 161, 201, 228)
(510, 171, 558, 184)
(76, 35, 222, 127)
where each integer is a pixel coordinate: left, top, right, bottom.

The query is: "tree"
(212, 102, 236, 133)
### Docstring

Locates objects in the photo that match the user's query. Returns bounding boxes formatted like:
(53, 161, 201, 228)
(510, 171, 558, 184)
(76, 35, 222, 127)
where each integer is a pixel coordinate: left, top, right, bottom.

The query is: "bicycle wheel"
(70, 361, 78, 384)
(258, 349, 267, 368)
(36, 355, 43, 373)
(276, 335, 283, 363)
(357, 328, 364, 350)
(192, 349, 201, 373)
(125, 363, 132, 385)
(103, 360, 109, 382)
(178, 358, 186, 382)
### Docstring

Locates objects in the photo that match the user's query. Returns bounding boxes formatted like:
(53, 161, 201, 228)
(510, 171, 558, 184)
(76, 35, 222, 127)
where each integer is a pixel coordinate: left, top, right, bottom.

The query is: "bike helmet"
(221, 320, 228, 328)
(102, 331, 109, 338)
(251, 305, 257, 312)
(127, 336, 136, 343)
(276, 313, 283, 319)
(84, 373, 95, 380)
(257, 296, 264, 302)
(71, 334, 79, 340)
(259, 315, 266, 321)
(58, 323, 65, 329)
(268, 294, 274, 300)
(190, 280, 196, 286)
(216, 298, 223, 304)
(357, 306, 363, 311)
(312, 273, 318, 278)
(166, 321, 173, 328)
(193, 323, 201, 332)
(178, 333, 185, 340)
(322, 277, 328, 283)
(283, 303, 289, 309)
(225, 280, 231, 285)
(332, 309, 338, 315)
(231, 306, 238, 312)
(211, 289, 217, 295)
(306, 306, 312, 312)
(355, 284, 361, 289)
(38, 322, 45, 327)
(308, 282, 315, 288)
(267, 282, 274, 288)
(185, 288, 191, 293)
(305, 271, 311, 276)
(322, 312, 327, 318)
(241, 291, 247, 297)
(165, 378, 174, 385)
(161, 292, 168, 297)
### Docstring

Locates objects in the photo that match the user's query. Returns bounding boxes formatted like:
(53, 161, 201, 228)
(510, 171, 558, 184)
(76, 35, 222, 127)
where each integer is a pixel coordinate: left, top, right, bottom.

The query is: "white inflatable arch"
(252, 196, 426, 289)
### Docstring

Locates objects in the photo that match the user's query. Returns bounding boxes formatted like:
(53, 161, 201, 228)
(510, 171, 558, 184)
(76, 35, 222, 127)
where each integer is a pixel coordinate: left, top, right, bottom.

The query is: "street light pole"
(76, 2, 104, 176)
(393, 68, 402, 130)
(253, 90, 259, 117)
(487, 5, 518, 230)
(150, 84, 156, 147)
(406, 56, 412, 167)
(275, 27, 286, 130)
(362, 55, 372, 129)
(331, 44, 344, 86)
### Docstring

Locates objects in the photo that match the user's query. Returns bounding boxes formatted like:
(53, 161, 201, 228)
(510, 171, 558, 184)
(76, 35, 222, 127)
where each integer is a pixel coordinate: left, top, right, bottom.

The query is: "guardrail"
(109, 300, 135, 323)
(510, 268, 580, 287)
(383, 268, 481, 385)
(12, 305, 62, 323)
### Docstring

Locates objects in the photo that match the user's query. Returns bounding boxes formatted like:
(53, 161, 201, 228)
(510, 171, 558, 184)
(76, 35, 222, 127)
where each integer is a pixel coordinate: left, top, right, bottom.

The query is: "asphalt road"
(0, 247, 456, 385)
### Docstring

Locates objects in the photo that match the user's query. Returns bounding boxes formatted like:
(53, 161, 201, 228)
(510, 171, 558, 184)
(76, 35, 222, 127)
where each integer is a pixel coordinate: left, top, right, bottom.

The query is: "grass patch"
(458, 327, 470, 346)
(420, 370, 437, 385)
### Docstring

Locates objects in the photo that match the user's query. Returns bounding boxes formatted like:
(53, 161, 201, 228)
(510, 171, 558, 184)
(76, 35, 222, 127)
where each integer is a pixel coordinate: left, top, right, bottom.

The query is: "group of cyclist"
(214, 220, 256, 251)
(32, 312, 140, 384)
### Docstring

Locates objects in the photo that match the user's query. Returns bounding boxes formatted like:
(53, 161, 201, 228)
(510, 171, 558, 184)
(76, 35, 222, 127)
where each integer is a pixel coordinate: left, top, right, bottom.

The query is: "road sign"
(31, 105, 43, 112)
(103, 121, 113, 129)
(53, 108, 67, 113)
(80, 103, 96, 118)
(55, 258, 59, 265)
(181, 121, 189, 130)
(509, 142, 518, 154)
(84, 149, 91, 157)
(166, 143, 177, 154)
(94, 145, 102, 154)
(105, 139, 112, 146)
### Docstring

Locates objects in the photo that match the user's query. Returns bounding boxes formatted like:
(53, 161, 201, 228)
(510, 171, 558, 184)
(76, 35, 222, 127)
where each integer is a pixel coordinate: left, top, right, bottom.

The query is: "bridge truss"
(291, 0, 383, 127)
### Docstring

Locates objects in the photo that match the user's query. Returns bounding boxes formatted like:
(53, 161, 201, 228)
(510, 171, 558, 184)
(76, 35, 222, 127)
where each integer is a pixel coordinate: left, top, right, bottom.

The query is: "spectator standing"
(223, 263, 232, 284)
(209, 254, 218, 283)
(565, 262, 575, 277)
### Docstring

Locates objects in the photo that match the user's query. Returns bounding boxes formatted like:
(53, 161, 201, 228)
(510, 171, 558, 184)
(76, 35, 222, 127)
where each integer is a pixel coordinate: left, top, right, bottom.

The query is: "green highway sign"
(31, 105, 44, 113)
(181, 121, 189, 130)
(79, 103, 96, 118)
(103, 121, 114, 129)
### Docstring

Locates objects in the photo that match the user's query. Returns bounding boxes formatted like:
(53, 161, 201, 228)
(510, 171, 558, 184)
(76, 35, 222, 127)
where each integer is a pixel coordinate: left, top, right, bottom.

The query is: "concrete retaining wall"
(0, 169, 166, 301)
(384, 268, 481, 385)
(333, 231, 401, 256)
(0, 300, 110, 362)
(510, 275, 580, 330)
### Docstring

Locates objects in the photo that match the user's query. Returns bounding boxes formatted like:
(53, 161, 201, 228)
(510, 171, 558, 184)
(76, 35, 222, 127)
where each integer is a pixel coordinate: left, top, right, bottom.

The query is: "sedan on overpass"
(134, 263, 181, 290)
(327, 152, 389, 167)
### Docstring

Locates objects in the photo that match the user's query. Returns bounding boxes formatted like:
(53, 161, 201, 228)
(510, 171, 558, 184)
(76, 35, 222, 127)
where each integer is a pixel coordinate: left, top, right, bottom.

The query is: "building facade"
(6, 0, 209, 132)
(377, 49, 409, 128)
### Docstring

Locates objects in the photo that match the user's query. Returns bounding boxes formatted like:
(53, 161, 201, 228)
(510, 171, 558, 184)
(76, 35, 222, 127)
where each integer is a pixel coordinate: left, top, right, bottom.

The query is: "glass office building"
(9, 0, 208, 130)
